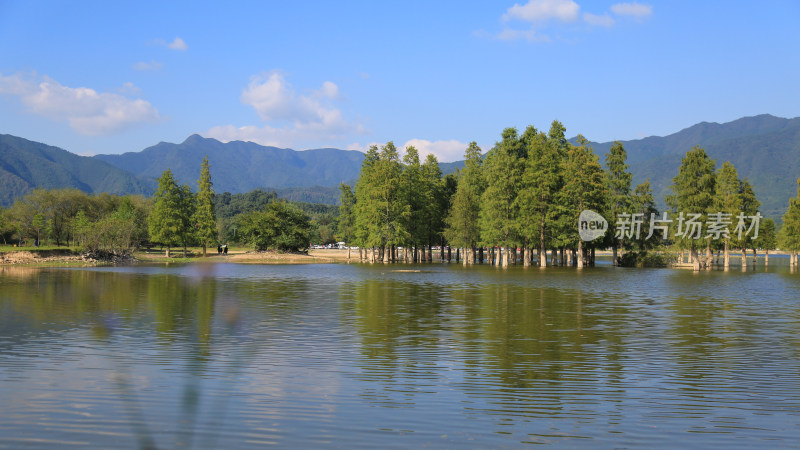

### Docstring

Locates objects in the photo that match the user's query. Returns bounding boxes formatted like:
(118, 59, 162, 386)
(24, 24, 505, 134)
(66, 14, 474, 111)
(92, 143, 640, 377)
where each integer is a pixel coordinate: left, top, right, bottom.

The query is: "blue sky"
(1, 1, 799, 161)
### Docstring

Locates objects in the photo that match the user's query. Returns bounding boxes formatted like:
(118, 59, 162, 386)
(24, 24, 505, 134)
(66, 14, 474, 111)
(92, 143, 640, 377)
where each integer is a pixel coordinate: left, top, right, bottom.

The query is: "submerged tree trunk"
(723, 240, 730, 269)
(612, 245, 618, 266)
(577, 241, 584, 269)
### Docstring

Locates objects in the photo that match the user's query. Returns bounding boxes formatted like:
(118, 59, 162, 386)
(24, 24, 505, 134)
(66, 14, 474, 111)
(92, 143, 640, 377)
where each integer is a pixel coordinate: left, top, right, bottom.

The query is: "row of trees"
(0, 156, 315, 255)
(339, 121, 786, 269)
(339, 121, 654, 267)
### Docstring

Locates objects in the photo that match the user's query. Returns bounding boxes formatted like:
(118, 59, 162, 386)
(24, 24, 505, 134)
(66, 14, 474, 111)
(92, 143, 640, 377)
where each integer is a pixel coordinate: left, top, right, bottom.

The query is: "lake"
(1, 260, 799, 448)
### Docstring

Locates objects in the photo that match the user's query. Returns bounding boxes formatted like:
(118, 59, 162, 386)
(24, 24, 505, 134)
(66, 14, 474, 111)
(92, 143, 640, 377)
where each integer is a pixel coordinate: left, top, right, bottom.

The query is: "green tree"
(32, 212, 45, 245)
(236, 201, 312, 252)
(605, 142, 633, 264)
(337, 183, 356, 259)
(754, 218, 777, 264)
(401, 146, 425, 261)
(737, 178, 760, 267)
(480, 128, 523, 267)
(561, 136, 607, 268)
(420, 153, 444, 262)
(194, 156, 217, 257)
(630, 180, 659, 252)
(714, 161, 742, 268)
(668, 146, 717, 268)
(779, 179, 800, 266)
(516, 125, 563, 266)
(149, 169, 192, 257)
(444, 142, 484, 264)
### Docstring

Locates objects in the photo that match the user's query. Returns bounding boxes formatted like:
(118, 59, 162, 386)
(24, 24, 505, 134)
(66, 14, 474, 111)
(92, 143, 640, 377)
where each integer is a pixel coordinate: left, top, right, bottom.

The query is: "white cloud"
(132, 60, 164, 71)
(204, 71, 366, 148)
(167, 37, 188, 50)
(403, 139, 470, 162)
(345, 139, 470, 162)
(494, 28, 552, 43)
(503, 0, 580, 23)
(0, 72, 160, 136)
(611, 2, 653, 19)
(583, 12, 615, 27)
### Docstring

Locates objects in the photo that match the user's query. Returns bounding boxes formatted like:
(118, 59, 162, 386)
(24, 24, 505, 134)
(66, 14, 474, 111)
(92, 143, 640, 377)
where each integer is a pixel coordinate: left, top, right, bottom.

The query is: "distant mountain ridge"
(0, 134, 153, 206)
(94, 135, 366, 194)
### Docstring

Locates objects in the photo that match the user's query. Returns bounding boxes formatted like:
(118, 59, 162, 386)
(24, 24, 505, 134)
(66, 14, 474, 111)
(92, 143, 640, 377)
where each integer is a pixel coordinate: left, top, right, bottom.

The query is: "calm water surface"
(1, 260, 800, 448)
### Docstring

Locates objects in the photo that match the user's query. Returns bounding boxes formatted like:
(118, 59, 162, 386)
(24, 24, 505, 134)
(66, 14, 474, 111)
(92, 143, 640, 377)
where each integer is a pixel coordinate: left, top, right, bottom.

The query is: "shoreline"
(0, 247, 792, 268)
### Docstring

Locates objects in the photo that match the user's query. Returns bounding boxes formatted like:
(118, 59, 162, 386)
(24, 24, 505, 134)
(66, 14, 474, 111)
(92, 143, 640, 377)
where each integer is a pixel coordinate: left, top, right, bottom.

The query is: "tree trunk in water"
(166, 246, 171, 258)
(523, 247, 530, 267)
(503, 247, 510, 268)
(612, 245, 618, 266)
(347, 246, 351, 261)
(538, 248, 546, 268)
(577, 241, 584, 269)
(691, 248, 700, 271)
(455, 247, 460, 263)
(741, 248, 746, 270)
(765, 250, 769, 266)
(723, 240, 730, 269)
(202, 244, 207, 257)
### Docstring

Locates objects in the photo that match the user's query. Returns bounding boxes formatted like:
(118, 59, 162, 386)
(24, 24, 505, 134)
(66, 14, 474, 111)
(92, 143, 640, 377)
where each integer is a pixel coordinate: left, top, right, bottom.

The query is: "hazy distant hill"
(0, 134, 153, 206)
(586, 114, 800, 220)
(94, 135, 366, 194)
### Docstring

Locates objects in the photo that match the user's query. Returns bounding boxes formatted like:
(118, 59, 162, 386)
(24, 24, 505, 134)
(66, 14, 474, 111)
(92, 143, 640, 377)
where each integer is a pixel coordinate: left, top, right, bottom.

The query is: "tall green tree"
(561, 136, 607, 268)
(630, 180, 659, 251)
(668, 146, 717, 268)
(420, 153, 444, 261)
(444, 142, 484, 263)
(149, 169, 192, 257)
(779, 178, 800, 266)
(516, 124, 565, 266)
(754, 218, 777, 264)
(401, 146, 425, 260)
(194, 156, 217, 256)
(337, 183, 356, 259)
(354, 145, 381, 260)
(714, 161, 742, 268)
(604, 141, 633, 264)
(737, 178, 760, 267)
(480, 128, 523, 267)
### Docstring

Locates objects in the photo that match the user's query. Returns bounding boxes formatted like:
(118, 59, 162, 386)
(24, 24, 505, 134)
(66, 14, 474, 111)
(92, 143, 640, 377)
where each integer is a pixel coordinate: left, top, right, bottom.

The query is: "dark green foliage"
(236, 202, 312, 252)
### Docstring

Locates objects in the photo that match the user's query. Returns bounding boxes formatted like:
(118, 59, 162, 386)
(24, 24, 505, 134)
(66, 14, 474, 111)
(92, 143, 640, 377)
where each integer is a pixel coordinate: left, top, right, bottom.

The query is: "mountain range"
(1, 114, 798, 220)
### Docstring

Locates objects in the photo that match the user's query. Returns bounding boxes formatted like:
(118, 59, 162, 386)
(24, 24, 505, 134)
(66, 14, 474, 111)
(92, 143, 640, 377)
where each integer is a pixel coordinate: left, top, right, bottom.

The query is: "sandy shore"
(133, 248, 354, 264)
